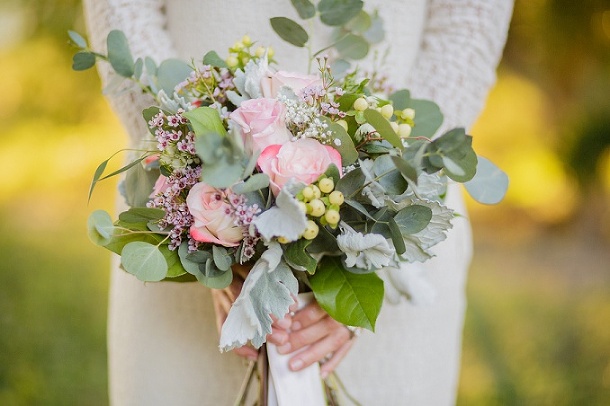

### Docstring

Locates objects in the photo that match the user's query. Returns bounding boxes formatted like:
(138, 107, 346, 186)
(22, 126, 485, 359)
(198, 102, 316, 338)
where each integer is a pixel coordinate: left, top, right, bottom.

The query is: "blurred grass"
(1, 1, 609, 404)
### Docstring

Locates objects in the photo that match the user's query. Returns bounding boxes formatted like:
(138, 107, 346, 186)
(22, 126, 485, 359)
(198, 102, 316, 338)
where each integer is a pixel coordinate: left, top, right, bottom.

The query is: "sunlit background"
(1, 0, 609, 404)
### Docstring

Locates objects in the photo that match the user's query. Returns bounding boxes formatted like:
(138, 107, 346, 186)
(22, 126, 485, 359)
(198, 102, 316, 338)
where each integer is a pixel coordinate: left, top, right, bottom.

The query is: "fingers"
(290, 301, 327, 331)
(319, 340, 354, 379)
(285, 326, 351, 372)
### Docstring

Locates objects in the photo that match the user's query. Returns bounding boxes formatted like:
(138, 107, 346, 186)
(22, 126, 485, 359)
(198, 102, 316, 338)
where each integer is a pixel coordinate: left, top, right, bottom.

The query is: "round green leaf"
(394, 204, 433, 235)
(121, 242, 168, 282)
(270, 17, 309, 47)
(157, 58, 192, 95)
(87, 210, 115, 246)
(72, 52, 96, 71)
(68, 30, 87, 48)
(464, 156, 509, 204)
(318, 0, 364, 26)
(291, 0, 316, 19)
(107, 30, 134, 77)
(335, 33, 369, 60)
(410, 99, 443, 137)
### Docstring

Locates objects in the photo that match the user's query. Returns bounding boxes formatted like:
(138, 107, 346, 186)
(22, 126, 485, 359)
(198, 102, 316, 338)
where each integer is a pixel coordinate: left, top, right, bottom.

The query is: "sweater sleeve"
(404, 0, 514, 133)
(82, 0, 174, 145)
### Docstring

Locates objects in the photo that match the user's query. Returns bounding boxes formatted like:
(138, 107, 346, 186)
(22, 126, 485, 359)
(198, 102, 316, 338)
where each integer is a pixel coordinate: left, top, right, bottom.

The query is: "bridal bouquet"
(72, 0, 507, 356)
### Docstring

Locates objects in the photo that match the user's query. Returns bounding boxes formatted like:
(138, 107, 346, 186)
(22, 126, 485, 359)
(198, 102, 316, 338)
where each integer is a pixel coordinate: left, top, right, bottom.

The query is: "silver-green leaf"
(318, 0, 364, 26)
(121, 241, 168, 282)
(270, 17, 309, 47)
(464, 156, 509, 205)
(107, 30, 134, 77)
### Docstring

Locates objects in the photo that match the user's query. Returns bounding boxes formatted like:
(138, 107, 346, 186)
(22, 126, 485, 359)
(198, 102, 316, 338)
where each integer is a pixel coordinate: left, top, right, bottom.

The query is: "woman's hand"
(270, 301, 356, 379)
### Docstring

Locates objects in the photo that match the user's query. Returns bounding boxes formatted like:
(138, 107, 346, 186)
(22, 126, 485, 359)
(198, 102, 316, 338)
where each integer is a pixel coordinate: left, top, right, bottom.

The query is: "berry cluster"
(278, 176, 345, 243)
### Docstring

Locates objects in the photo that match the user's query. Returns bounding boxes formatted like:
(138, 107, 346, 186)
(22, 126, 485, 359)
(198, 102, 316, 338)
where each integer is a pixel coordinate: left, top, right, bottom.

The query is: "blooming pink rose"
(230, 98, 291, 154)
(186, 182, 244, 247)
(261, 71, 322, 98)
(257, 138, 342, 195)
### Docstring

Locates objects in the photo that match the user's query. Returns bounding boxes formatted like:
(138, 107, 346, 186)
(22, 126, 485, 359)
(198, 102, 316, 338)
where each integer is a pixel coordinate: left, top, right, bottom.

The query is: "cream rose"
(257, 138, 343, 195)
(230, 98, 291, 154)
(186, 182, 244, 247)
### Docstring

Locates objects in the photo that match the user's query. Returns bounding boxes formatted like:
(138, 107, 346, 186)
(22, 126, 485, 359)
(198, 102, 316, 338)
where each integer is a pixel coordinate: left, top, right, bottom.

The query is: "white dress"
(83, 1, 513, 404)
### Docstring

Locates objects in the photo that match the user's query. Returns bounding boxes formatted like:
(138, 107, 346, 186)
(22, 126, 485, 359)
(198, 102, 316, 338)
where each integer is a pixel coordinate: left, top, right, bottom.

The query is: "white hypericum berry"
(398, 123, 412, 138)
(380, 104, 394, 119)
(318, 178, 334, 193)
(353, 97, 368, 111)
(390, 121, 399, 133)
(242, 35, 252, 46)
(402, 108, 416, 120)
(297, 201, 308, 213)
(329, 191, 344, 205)
(303, 220, 319, 240)
(226, 56, 238, 68)
(255, 46, 266, 58)
(311, 185, 321, 199)
(277, 236, 290, 244)
(308, 199, 326, 217)
(302, 186, 315, 201)
(324, 209, 340, 225)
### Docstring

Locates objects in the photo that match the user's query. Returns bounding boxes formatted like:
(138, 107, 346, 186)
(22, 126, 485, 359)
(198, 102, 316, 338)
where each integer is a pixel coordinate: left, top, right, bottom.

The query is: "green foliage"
(284, 239, 318, 274)
(87, 210, 115, 246)
(156, 59, 192, 94)
(184, 107, 227, 137)
(465, 156, 509, 205)
(106, 30, 134, 77)
(231, 174, 270, 195)
(72, 51, 96, 70)
(270, 17, 309, 48)
(291, 0, 317, 19)
(335, 33, 369, 60)
(363, 108, 402, 148)
(118, 207, 165, 223)
(202, 50, 228, 68)
(318, 0, 364, 26)
(393, 205, 433, 234)
(120, 241, 168, 282)
(310, 256, 384, 331)
(123, 162, 159, 208)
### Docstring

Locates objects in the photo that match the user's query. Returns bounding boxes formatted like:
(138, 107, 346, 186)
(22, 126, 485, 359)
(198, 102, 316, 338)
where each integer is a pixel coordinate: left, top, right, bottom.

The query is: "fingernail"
(320, 371, 328, 379)
(277, 343, 291, 354)
(277, 318, 291, 329)
(291, 321, 301, 331)
(290, 359, 304, 370)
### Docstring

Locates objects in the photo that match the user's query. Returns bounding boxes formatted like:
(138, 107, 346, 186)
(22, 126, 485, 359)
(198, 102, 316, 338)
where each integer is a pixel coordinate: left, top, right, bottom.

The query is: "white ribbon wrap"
(266, 292, 326, 405)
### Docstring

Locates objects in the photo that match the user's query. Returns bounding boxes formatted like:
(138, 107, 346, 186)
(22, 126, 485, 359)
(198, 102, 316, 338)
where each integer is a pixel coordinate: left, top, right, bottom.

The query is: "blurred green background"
(0, 0, 609, 404)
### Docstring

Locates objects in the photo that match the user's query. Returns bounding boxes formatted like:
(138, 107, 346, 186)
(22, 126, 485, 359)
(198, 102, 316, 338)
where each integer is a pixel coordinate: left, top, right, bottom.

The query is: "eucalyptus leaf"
(178, 243, 206, 275)
(363, 109, 402, 149)
(133, 58, 143, 80)
(310, 256, 383, 331)
(123, 163, 159, 207)
(72, 52, 96, 71)
(144, 56, 157, 76)
(202, 50, 228, 68)
(270, 17, 309, 47)
(157, 58, 192, 94)
(391, 155, 418, 183)
(87, 210, 115, 246)
(344, 10, 371, 33)
(159, 245, 187, 278)
(344, 199, 375, 220)
(394, 204, 432, 235)
(291, 0, 316, 19)
(324, 164, 342, 185)
(389, 89, 411, 111)
(121, 241, 168, 282)
(232, 174, 270, 195)
(388, 217, 406, 255)
(318, 0, 364, 26)
(212, 246, 233, 271)
(441, 156, 465, 177)
(118, 207, 165, 223)
(335, 33, 369, 60)
(464, 156, 509, 204)
(362, 11, 385, 43)
(201, 158, 245, 189)
(410, 99, 443, 137)
(68, 30, 87, 48)
(107, 30, 134, 77)
(336, 167, 366, 199)
(184, 107, 227, 137)
(88, 158, 108, 201)
(326, 120, 358, 165)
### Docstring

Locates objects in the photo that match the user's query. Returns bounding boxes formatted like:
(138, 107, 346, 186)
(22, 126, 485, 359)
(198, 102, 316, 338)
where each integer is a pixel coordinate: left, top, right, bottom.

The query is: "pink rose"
(257, 138, 342, 195)
(149, 175, 170, 198)
(230, 98, 291, 154)
(262, 71, 322, 98)
(186, 183, 244, 247)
